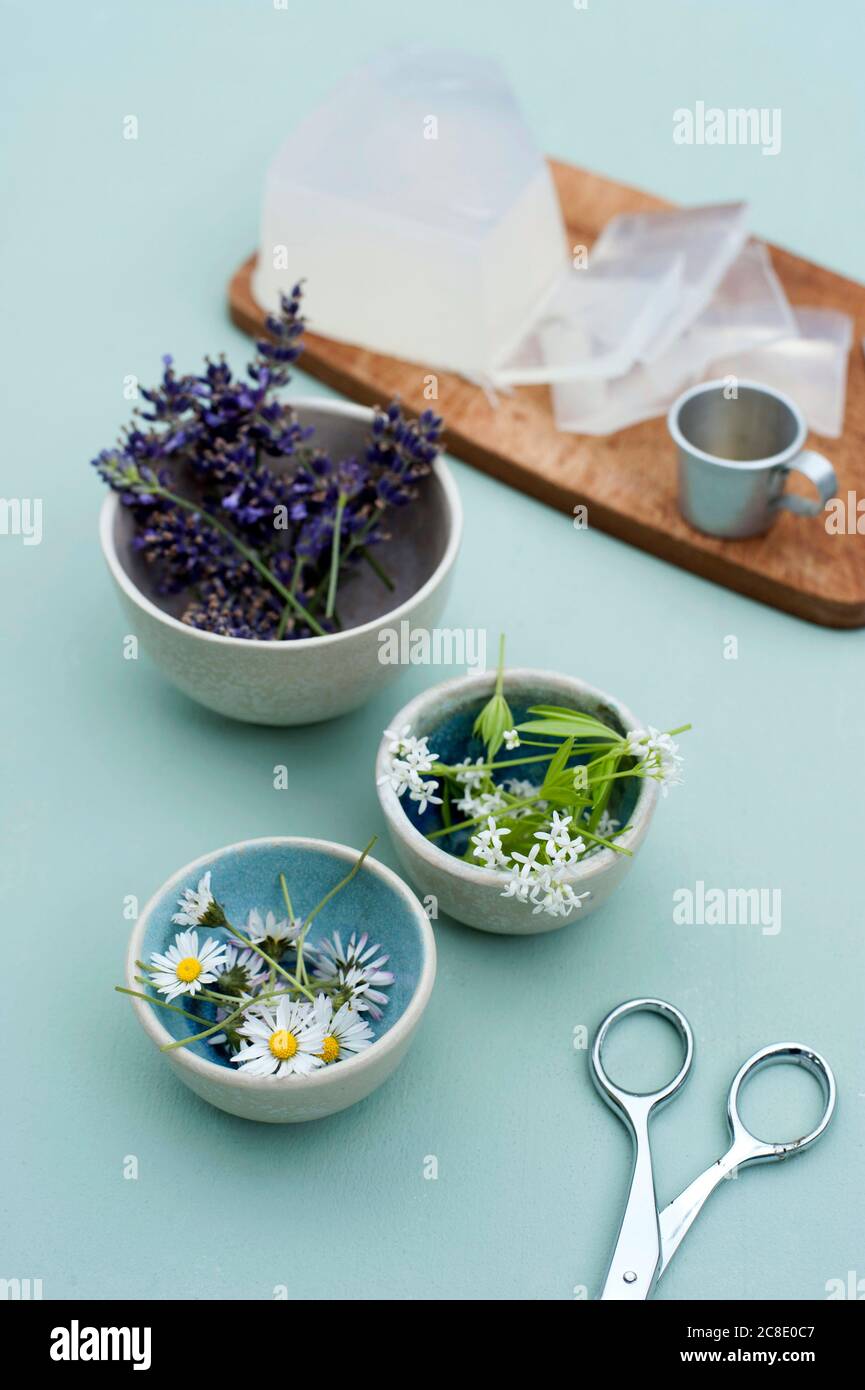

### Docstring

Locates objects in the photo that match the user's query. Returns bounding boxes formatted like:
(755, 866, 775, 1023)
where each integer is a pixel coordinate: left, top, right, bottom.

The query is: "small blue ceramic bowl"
(126, 838, 436, 1122)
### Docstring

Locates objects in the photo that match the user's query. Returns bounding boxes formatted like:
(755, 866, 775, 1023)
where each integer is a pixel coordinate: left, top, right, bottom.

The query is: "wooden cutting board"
(228, 159, 865, 629)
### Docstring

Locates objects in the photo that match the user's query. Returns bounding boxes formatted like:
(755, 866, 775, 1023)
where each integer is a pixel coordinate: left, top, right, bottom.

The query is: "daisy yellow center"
(320, 1035, 340, 1064)
(175, 956, 202, 983)
(269, 1029, 298, 1061)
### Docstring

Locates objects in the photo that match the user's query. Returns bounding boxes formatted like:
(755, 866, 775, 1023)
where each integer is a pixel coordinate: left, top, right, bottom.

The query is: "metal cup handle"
(776, 450, 837, 518)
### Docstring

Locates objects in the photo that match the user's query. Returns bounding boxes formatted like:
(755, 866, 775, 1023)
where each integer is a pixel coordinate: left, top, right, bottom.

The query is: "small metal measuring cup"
(668, 378, 837, 539)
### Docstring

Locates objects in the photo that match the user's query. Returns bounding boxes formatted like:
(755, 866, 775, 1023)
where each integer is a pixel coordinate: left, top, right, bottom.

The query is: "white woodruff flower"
(312, 994, 374, 1063)
(503, 777, 547, 816)
(453, 757, 487, 793)
(498, 843, 591, 919)
(409, 779, 443, 815)
(471, 815, 511, 868)
(456, 788, 507, 819)
(581, 807, 621, 857)
(503, 728, 520, 750)
(150, 929, 229, 1000)
(171, 871, 225, 927)
(626, 726, 684, 796)
(534, 810, 586, 866)
(379, 724, 442, 815)
(501, 842, 544, 902)
(593, 808, 620, 838)
(529, 868, 591, 918)
(504, 777, 539, 799)
(231, 997, 326, 1078)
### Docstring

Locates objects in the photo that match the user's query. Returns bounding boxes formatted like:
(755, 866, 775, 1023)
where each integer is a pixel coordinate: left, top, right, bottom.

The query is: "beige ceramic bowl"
(376, 668, 659, 936)
(99, 397, 462, 725)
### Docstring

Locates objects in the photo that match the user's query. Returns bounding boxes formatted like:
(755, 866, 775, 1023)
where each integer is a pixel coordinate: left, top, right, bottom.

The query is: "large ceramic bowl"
(126, 837, 436, 1123)
(376, 669, 659, 936)
(99, 397, 462, 725)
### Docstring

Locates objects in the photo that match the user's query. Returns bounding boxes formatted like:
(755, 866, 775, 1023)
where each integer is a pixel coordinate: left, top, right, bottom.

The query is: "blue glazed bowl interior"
(401, 691, 640, 858)
(138, 841, 427, 1067)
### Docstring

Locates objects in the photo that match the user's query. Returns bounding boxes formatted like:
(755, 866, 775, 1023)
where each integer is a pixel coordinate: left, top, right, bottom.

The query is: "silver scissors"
(591, 998, 836, 1300)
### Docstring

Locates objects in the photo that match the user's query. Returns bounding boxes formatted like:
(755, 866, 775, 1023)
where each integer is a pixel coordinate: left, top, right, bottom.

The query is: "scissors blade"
(657, 1152, 740, 1281)
(598, 1107, 663, 1299)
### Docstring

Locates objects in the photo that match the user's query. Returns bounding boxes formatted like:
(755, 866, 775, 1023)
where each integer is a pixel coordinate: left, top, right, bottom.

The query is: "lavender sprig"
(92, 284, 443, 640)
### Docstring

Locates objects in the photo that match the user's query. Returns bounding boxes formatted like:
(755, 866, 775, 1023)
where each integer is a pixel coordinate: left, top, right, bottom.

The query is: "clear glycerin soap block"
(252, 46, 567, 378)
(709, 307, 853, 438)
(490, 252, 683, 386)
(552, 241, 797, 436)
(591, 201, 750, 361)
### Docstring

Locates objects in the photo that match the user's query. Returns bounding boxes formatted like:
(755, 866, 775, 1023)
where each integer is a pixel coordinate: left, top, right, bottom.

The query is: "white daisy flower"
(231, 997, 326, 1078)
(244, 907, 299, 951)
(171, 871, 225, 928)
(207, 990, 257, 1050)
(471, 815, 511, 869)
(149, 929, 229, 1001)
(503, 728, 520, 750)
(312, 931, 394, 1019)
(216, 942, 268, 994)
(312, 994, 374, 1063)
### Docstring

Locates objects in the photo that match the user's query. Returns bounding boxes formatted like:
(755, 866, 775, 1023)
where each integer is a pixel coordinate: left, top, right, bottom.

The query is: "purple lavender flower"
(91, 285, 443, 640)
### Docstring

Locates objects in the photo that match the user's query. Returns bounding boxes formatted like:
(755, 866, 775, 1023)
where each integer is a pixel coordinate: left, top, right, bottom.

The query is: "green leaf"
(473, 691, 513, 761)
(518, 706, 623, 742)
(540, 735, 574, 798)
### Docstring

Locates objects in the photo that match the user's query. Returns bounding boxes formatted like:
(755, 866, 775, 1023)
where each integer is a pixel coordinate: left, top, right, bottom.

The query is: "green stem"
(310, 509, 382, 606)
(576, 824, 633, 856)
(226, 921, 315, 1002)
(275, 562, 306, 641)
(426, 796, 540, 840)
(116, 987, 205, 1024)
(360, 546, 395, 590)
(155, 486, 326, 637)
(159, 984, 301, 1053)
(279, 871, 309, 987)
(432, 743, 622, 777)
(587, 751, 621, 834)
(278, 872, 295, 922)
(302, 836, 377, 931)
(160, 1005, 249, 1051)
(325, 493, 347, 620)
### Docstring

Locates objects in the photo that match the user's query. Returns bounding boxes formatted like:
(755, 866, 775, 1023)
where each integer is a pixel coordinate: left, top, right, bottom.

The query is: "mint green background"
(2, 0, 863, 1301)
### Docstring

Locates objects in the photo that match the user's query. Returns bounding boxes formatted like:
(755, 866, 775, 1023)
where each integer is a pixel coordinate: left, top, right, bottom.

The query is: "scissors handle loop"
(726, 1042, 836, 1162)
(592, 997, 694, 1119)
